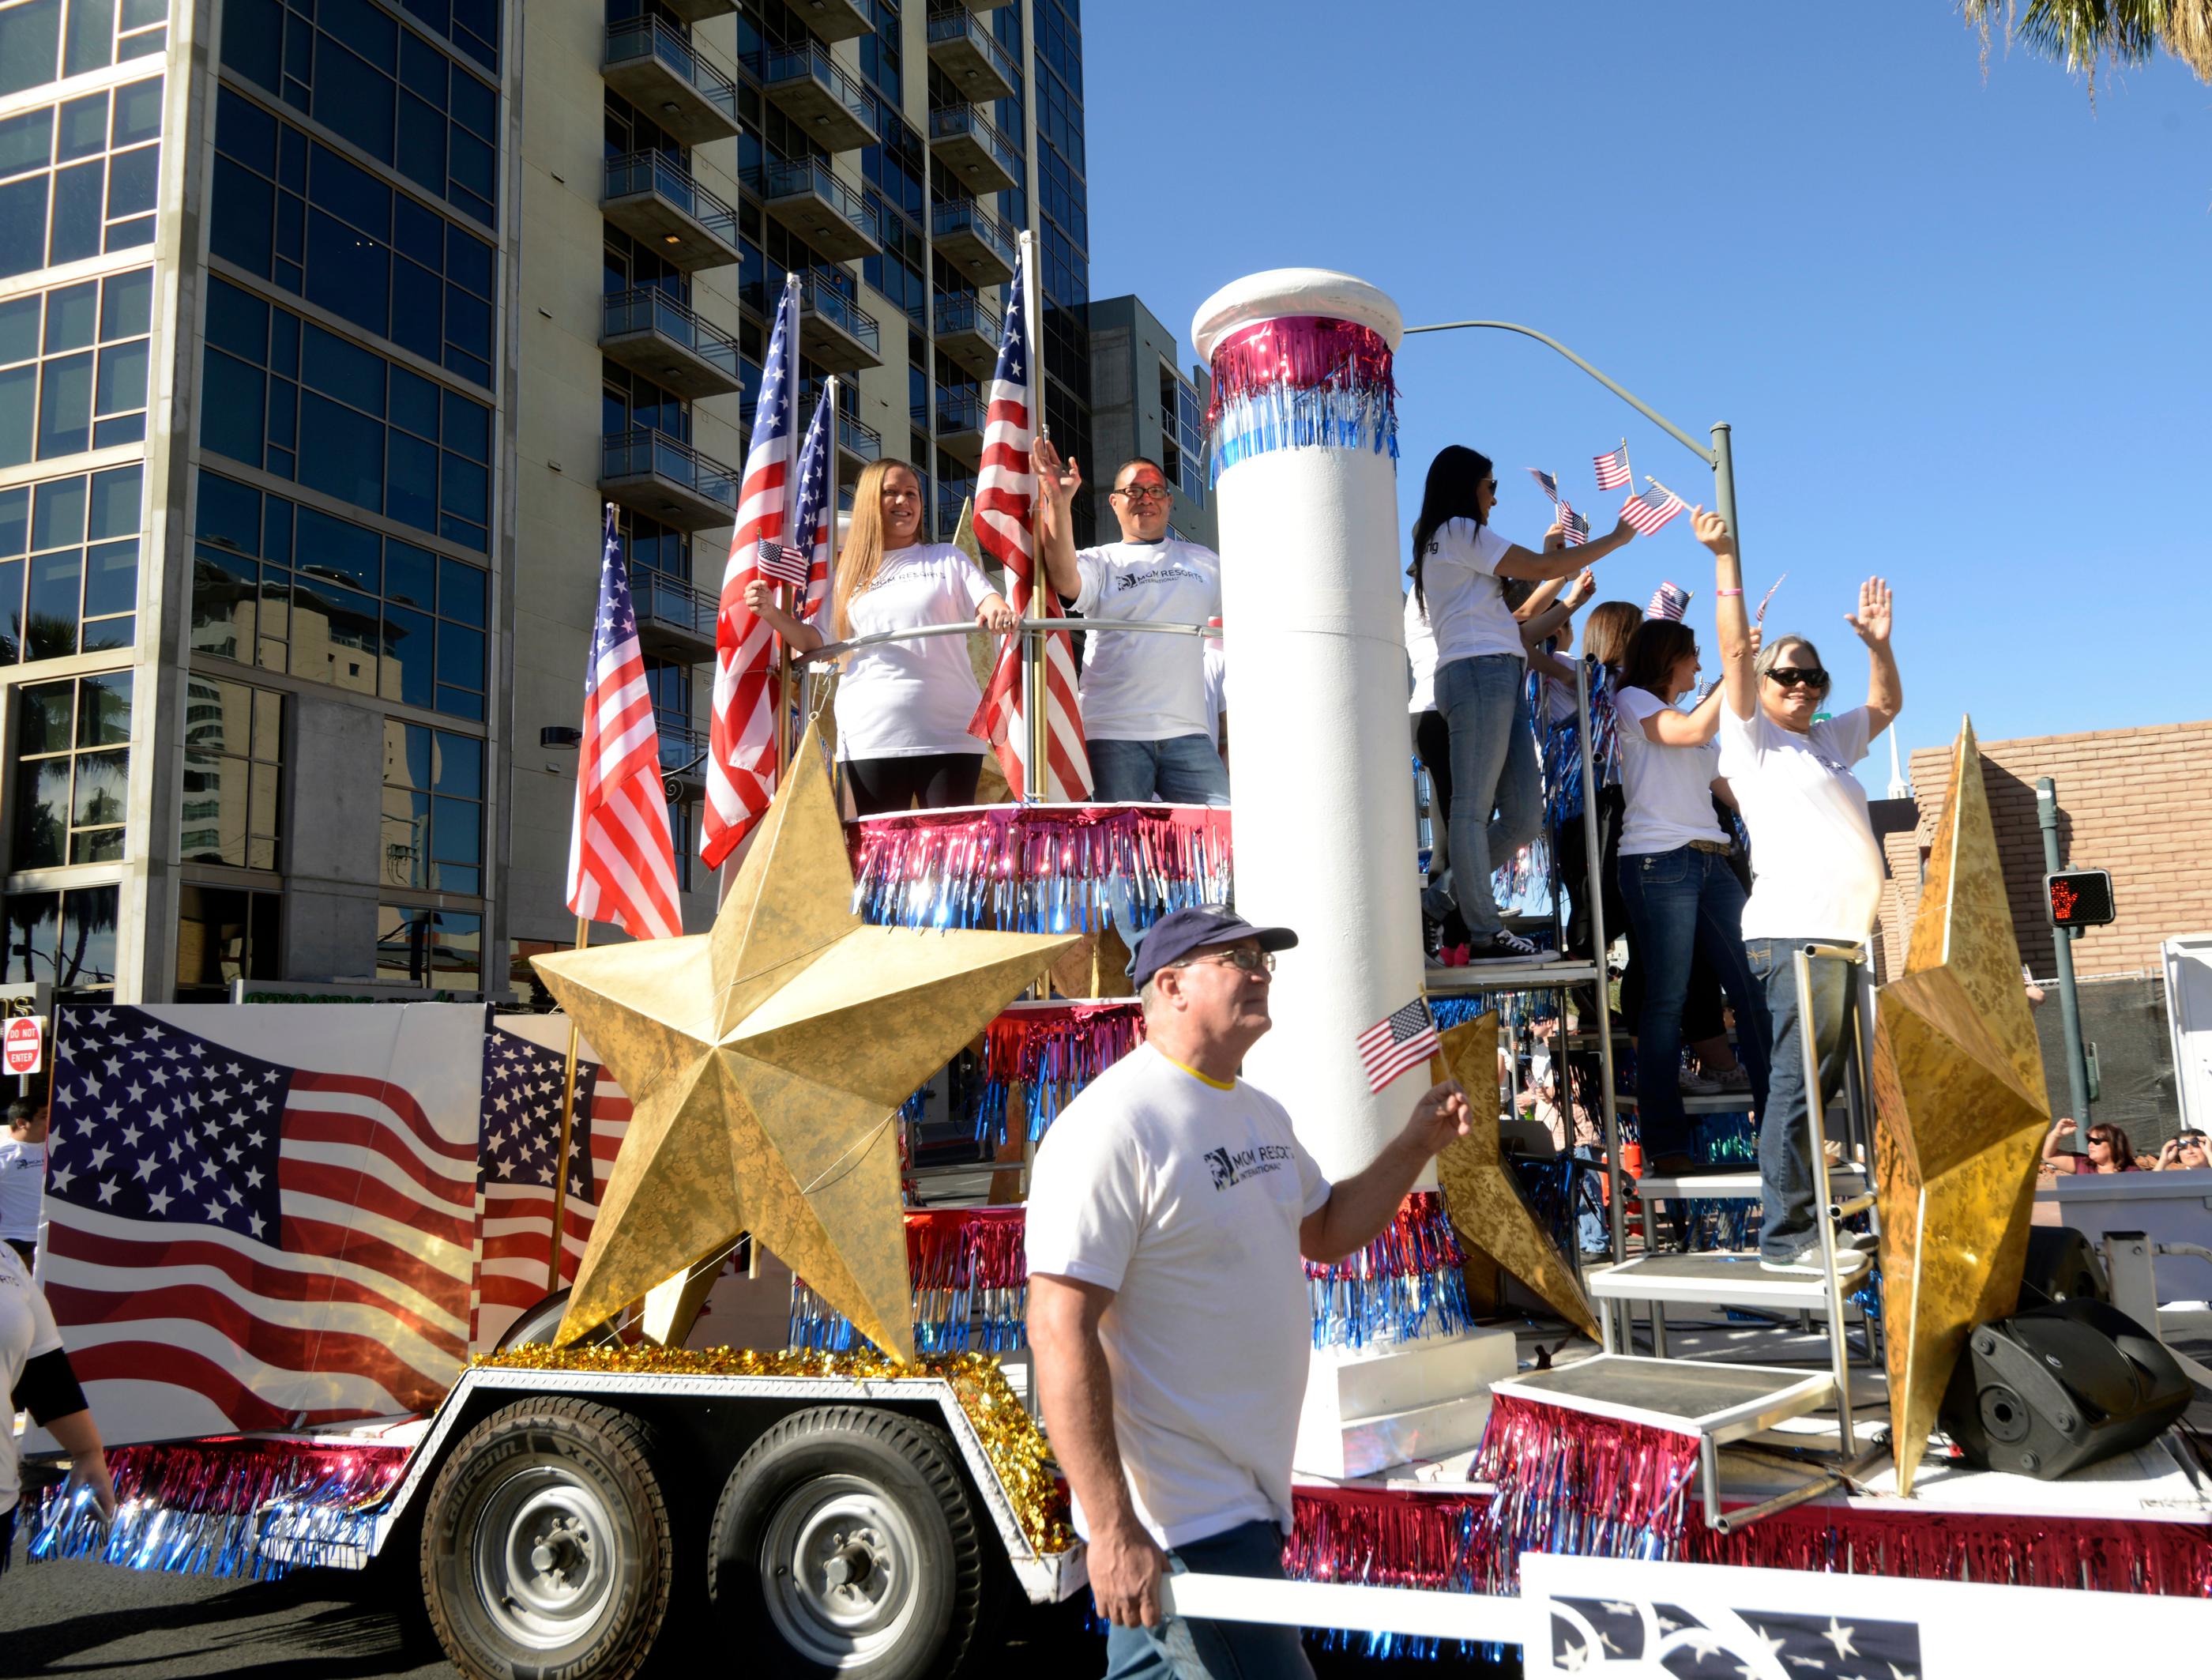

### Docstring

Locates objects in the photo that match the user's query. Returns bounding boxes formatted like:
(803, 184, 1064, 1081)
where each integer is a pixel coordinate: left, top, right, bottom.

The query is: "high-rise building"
(1085, 292, 1214, 550)
(0, 0, 1089, 1005)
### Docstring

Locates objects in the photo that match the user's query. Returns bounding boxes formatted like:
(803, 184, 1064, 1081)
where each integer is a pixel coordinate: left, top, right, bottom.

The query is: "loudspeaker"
(1940, 1298, 2191, 1480)
(2018, 1225, 2109, 1309)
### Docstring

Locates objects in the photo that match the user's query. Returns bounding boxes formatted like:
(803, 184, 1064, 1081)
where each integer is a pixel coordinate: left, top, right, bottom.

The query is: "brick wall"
(1905, 720, 2212, 977)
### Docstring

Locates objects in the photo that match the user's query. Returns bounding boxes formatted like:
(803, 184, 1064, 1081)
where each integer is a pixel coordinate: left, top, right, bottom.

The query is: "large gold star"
(1871, 719, 2050, 1494)
(534, 721, 1077, 1362)
(1431, 1013, 1600, 1340)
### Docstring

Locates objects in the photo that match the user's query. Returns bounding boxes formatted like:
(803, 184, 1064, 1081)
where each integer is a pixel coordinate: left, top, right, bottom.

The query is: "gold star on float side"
(1431, 1011, 1601, 1340)
(534, 719, 1078, 1363)
(1871, 719, 2050, 1495)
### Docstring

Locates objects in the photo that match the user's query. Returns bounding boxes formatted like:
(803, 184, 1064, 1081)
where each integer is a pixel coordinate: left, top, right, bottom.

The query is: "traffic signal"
(2045, 869, 2115, 929)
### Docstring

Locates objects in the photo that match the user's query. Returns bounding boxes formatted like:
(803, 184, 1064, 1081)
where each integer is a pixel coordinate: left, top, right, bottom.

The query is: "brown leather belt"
(1689, 838, 1732, 856)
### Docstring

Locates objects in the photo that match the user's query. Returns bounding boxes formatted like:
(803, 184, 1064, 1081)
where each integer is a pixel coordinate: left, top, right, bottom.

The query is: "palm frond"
(1954, 0, 2210, 94)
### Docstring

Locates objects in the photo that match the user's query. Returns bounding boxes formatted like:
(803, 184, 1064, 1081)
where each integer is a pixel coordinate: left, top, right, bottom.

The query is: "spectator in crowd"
(2157, 1130, 2210, 1171)
(1, 1099, 45, 1271)
(3, 1242, 115, 1570)
(1410, 447, 1637, 965)
(1610, 620, 1770, 1178)
(1032, 442, 1227, 805)
(745, 459, 1014, 817)
(2043, 1117, 2143, 1174)
(1701, 507, 1901, 1279)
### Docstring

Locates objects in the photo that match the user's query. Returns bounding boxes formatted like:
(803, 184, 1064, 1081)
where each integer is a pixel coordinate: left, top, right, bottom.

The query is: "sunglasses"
(2088, 1132, 2115, 1145)
(1766, 667, 1829, 689)
(1113, 482, 1171, 503)
(1179, 947, 1276, 975)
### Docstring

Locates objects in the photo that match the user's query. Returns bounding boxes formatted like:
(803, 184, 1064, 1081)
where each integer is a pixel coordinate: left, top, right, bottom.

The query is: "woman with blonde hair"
(747, 458, 1015, 816)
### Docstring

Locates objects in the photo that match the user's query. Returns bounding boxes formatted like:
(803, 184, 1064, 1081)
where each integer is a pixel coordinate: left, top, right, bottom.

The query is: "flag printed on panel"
(468, 1027, 598, 1351)
(1546, 1595, 1922, 1678)
(1593, 440, 1631, 492)
(1646, 580, 1691, 621)
(1556, 497, 1589, 547)
(1620, 480, 1687, 536)
(39, 1006, 478, 1431)
(567, 506, 682, 940)
(703, 273, 801, 868)
(1528, 467, 1560, 502)
(967, 254, 1092, 800)
(1356, 996, 1441, 1094)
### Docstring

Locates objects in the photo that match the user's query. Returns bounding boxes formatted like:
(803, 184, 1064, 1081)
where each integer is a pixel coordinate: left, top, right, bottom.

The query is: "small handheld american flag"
(1620, 480, 1686, 536)
(1755, 572, 1787, 626)
(1593, 440, 1631, 492)
(1527, 467, 1560, 503)
(1556, 497, 1589, 547)
(755, 537, 809, 589)
(1356, 996, 1441, 1094)
(1646, 580, 1691, 621)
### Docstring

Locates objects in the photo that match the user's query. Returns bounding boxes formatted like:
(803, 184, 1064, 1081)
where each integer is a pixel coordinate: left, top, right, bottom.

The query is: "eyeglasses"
(1180, 948, 1276, 975)
(1113, 482, 1171, 503)
(1480, 479, 1498, 493)
(1766, 667, 1829, 689)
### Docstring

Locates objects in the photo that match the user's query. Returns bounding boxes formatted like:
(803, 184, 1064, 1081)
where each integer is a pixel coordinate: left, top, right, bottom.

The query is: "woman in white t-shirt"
(2, 1243, 115, 1569)
(1698, 508, 1901, 1279)
(747, 458, 1015, 816)
(1611, 619, 1771, 1178)
(1409, 446, 1636, 965)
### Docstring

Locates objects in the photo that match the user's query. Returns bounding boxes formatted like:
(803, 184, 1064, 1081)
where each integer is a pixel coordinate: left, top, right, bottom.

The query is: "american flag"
(1593, 440, 1632, 492)
(39, 1005, 479, 1429)
(1556, 497, 1589, 547)
(567, 506, 682, 940)
(968, 252, 1092, 800)
(754, 537, 809, 590)
(1547, 1594, 1921, 1678)
(1646, 580, 1692, 621)
(1755, 571, 1787, 626)
(468, 1028, 596, 1350)
(703, 273, 801, 868)
(792, 381, 835, 620)
(1528, 467, 1559, 502)
(1356, 996, 1441, 1094)
(1620, 481, 1687, 535)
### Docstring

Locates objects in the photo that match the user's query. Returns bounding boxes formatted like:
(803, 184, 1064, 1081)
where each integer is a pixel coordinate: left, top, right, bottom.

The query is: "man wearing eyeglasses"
(1698, 508, 1902, 1279)
(1026, 905, 1472, 1679)
(1032, 439, 1229, 805)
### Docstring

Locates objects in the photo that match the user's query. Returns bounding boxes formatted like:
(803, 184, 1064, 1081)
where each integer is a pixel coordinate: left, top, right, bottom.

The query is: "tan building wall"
(1902, 719, 2212, 978)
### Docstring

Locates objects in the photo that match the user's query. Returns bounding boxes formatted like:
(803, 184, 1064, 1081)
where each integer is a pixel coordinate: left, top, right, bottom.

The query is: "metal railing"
(934, 384, 983, 432)
(927, 103, 1023, 181)
(837, 409, 882, 461)
(603, 151, 739, 249)
(656, 714, 709, 774)
(934, 476, 977, 537)
(631, 568, 719, 642)
(758, 153, 878, 244)
(600, 427, 739, 513)
(763, 40, 878, 134)
(933, 290, 1002, 343)
(600, 288, 742, 382)
(797, 268, 880, 355)
(931, 195, 1017, 267)
(604, 17, 739, 124)
(925, 4, 1019, 89)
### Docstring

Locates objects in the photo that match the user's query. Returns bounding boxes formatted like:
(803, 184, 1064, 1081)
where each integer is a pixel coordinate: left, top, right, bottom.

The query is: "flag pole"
(1018, 230, 1050, 800)
(546, 913, 587, 1291)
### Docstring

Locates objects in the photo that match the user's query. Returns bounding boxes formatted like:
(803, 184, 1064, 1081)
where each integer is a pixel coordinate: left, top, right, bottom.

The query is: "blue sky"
(1082, 3, 2210, 789)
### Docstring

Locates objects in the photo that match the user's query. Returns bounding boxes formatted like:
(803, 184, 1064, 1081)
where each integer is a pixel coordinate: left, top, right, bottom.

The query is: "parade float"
(20, 269, 2212, 1679)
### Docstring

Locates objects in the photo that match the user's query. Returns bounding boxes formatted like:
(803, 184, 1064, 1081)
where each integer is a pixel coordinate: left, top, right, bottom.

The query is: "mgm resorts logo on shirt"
(1114, 563, 1204, 593)
(1204, 1141, 1293, 1191)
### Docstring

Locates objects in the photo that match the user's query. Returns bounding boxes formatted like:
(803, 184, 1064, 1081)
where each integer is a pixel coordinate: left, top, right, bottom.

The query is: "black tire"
(708, 1405, 995, 1680)
(419, 1398, 673, 1680)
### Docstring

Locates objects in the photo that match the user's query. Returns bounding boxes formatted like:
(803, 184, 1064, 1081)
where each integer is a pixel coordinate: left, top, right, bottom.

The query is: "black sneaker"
(1463, 930, 1562, 966)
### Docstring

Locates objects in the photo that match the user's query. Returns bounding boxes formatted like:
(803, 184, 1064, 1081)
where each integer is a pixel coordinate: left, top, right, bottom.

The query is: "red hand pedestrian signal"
(2045, 869, 2115, 929)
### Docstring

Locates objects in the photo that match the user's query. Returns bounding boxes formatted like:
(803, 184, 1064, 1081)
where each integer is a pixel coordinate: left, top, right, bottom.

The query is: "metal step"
(1634, 1166, 1867, 1201)
(1427, 959, 1601, 993)
(1586, 1251, 1867, 1315)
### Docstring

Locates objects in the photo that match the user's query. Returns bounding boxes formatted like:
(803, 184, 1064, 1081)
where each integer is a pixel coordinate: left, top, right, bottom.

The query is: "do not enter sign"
(4, 1015, 43, 1075)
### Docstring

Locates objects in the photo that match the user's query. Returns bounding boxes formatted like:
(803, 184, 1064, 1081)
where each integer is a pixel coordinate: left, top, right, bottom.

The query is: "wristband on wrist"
(1716, 588, 1744, 597)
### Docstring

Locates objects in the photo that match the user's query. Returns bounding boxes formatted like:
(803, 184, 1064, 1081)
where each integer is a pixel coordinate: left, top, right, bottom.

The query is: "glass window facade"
(2, 882, 118, 990)
(191, 468, 488, 720)
(209, 87, 498, 390)
(375, 902, 479, 990)
(381, 718, 480, 893)
(218, 0, 499, 227)
(0, 266, 154, 465)
(0, 461, 141, 661)
(198, 276, 492, 552)
(12, 669, 130, 868)
(179, 672, 283, 869)
(175, 883, 281, 1000)
(0, 0, 168, 101)
(0, 75, 163, 280)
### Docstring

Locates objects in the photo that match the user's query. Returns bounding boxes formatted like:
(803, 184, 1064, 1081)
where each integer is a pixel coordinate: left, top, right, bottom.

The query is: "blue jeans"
(1104, 1519, 1312, 1680)
(1617, 846, 1770, 1162)
(1089, 734, 1232, 807)
(1746, 937, 1857, 1262)
(1434, 654, 1540, 940)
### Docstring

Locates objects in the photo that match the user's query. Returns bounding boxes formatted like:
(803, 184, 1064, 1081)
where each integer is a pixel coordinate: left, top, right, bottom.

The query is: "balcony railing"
(601, 428, 739, 518)
(935, 475, 977, 539)
(763, 40, 878, 149)
(925, 4, 1019, 99)
(934, 290, 1002, 344)
(657, 714, 710, 778)
(932, 197, 1017, 268)
(799, 269, 880, 356)
(758, 153, 879, 253)
(935, 385, 984, 433)
(601, 288, 742, 385)
(603, 150, 739, 251)
(632, 568, 720, 648)
(603, 17, 739, 131)
(837, 409, 882, 462)
(927, 104, 1023, 183)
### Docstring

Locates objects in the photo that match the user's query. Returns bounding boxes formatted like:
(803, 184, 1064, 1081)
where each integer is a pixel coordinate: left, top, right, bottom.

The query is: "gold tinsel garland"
(477, 1343, 1074, 1554)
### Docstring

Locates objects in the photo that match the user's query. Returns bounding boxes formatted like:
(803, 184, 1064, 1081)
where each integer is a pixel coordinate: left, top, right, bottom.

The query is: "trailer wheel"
(419, 1398, 672, 1680)
(709, 1406, 994, 1678)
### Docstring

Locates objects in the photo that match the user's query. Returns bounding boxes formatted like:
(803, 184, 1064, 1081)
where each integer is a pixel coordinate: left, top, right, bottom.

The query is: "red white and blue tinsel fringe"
(791, 1207, 1030, 1355)
(26, 1437, 408, 1578)
(1205, 315, 1398, 481)
(1306, 1188, 1474, 1350)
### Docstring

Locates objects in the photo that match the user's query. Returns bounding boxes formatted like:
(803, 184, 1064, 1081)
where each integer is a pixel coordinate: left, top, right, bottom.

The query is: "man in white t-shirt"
(1033, 440, 1228, 806)
(1027, 906, 1472, 1679)
(1701, 508, 1900, 1278)
(0, 1100, 47, 1270)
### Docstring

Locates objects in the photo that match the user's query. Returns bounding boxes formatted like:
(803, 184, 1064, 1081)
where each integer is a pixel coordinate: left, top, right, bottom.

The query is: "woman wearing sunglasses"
(1698, 508, 1901, 1278)
(2044, 1117, 2144, 1174)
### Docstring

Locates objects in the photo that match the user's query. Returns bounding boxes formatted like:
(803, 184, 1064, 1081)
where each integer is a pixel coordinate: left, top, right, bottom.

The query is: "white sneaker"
(1759, 1243, 1872, 1281)
(1679, 1067, 1725, 1096)
(1714, 1066, 1753, 1094)
(1463, 930, 1561, 966)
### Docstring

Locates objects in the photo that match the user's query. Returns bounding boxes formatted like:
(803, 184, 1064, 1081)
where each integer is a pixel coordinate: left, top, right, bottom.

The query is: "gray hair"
(1138, 973, 1167, 1016)
(1754, 632, 1830, 691)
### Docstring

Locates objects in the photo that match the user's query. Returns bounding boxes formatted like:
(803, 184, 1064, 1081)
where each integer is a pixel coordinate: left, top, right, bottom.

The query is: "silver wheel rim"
(472, 1466, 621, 1650)
(760, 1475, 924, 1667)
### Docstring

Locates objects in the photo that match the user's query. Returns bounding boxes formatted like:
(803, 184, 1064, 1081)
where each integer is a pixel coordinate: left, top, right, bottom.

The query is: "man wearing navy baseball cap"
(1026, 905, 1471, 1680)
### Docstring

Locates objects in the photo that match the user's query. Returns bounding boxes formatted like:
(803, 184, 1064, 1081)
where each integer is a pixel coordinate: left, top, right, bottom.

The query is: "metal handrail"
(933, 291, 1002, 340)
(603, 151, 739, 247)
(927, 103, 1023, 179)
(758, 154, 878, 243)
(925, 4, 1019, 89)
(600, 288, 741, 379)
(934, 385, 983, 431)
(631, 568, 719, 638)
(931, 196, 1017, 264)
(797, 269, 880, 353)
(600, 427, 739, 511)
(763, 40, 877, 134)
(604, 17, 739, 122)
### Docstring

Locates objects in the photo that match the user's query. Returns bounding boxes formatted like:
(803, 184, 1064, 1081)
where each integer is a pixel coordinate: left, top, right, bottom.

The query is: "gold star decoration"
(1871, 718, 2051, 1494)
(1431, 1012, 1601, 1340)
(533, 720, 1078, 1362)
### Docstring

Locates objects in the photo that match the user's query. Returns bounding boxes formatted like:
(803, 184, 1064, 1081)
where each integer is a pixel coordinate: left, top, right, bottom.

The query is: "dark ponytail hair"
(1409, 446, 1493, 612)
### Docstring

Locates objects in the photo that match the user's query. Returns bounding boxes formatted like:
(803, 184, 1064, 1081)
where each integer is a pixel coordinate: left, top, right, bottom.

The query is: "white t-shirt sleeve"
(1429, 519, 1511, 579)
(1613, 684, 1665, 737)
(1815, 706, 1874, 767)
(1071, 548, 1109, 616)
(1293, 1132, 1331, 1219)
(1024, 1121, 1146, 1293)
(951, 552, 996, 613)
